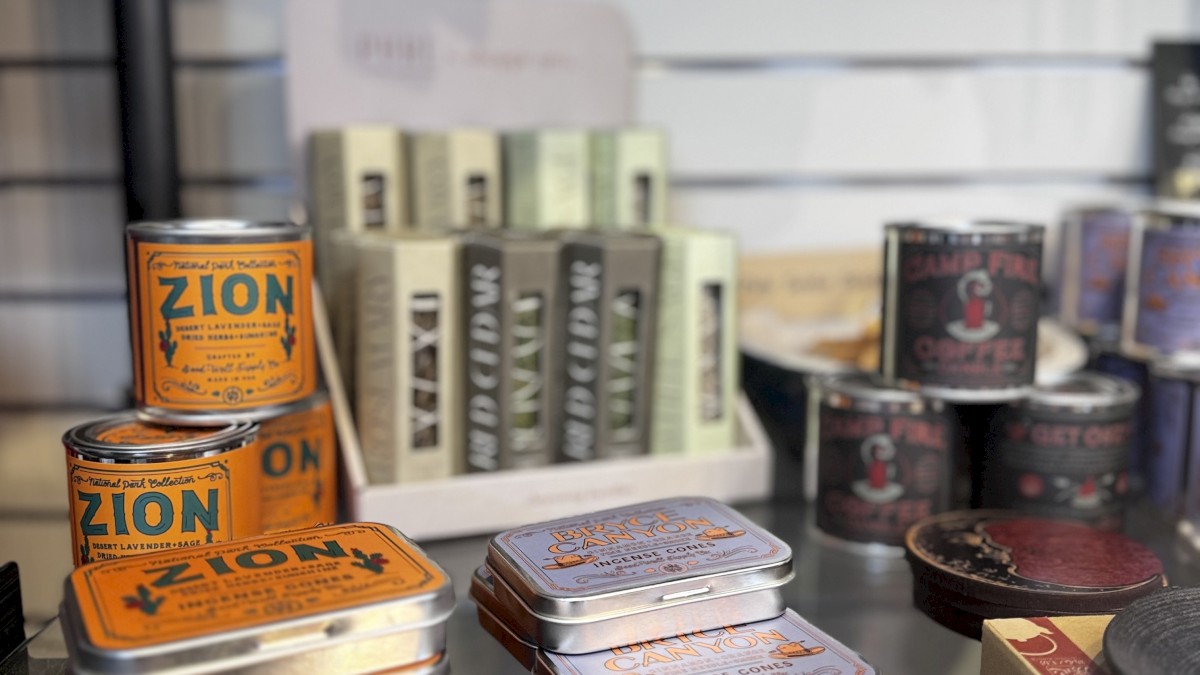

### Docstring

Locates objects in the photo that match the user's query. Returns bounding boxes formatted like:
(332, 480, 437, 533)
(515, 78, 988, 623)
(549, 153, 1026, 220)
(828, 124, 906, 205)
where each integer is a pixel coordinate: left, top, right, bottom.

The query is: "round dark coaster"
(905, 510, 1164, 614)
(1104, 586, 1200, 675)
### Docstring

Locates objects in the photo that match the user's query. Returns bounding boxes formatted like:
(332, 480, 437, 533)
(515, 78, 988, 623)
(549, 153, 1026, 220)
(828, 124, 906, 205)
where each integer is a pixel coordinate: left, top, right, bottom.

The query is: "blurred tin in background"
(63, 416, 260, 567)
(1086, 340, 1151, 488)
(257, 392, 338, 533)
(60, 523, 454, 674)
(881, 220, 1044, 401)
(1055, 206, 1132, 341)
(126, 220, 316, 425)
(808, 373, 952, 552)
(984, 372, 1138, 531)
(1124, 206, 1200, 359)
(1146, 358, 1200, 514)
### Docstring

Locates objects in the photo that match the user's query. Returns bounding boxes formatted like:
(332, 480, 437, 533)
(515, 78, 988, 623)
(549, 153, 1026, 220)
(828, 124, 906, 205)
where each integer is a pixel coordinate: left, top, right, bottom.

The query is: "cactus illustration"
(123, 584, 165, 615)
(350, 548, 389, 574)
(280, 312, 297, 360)
(158, 319, 178, 367)
(79, 536, 91, 565)
(312, 478, 323, 506)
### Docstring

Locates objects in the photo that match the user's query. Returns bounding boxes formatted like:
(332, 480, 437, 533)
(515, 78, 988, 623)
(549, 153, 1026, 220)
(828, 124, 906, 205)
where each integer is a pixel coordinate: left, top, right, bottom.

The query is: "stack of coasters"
(1103, 586, 1200, 675)
(59, 523, 454, 674)
(981, 615, 1113, 674)
(905, 510, 1166, 639)
(475, 566, 875, 674)
(474, 497, 793, 655)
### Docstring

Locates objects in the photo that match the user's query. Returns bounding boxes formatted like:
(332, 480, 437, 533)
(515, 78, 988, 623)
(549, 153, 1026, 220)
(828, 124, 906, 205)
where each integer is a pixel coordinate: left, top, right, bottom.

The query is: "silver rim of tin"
(1023, 371, 1140, 411)
(1150, 354, 1200, 382)
(815, 372, 944, 411)
(886, 219, 1045, 242)
(1139, 202, 1200, 231)
(135, 400, 309, 426)
(888, 380, 1033, 403)
(126, 219, 310, 242)
(63, 413, 257, 461)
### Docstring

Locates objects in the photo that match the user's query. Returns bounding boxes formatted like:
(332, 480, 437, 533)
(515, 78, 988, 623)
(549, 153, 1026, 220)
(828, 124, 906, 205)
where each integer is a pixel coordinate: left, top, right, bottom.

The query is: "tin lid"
(814, 372, 946, 411)
(1103, 587, 1200, 675)
(886, 219, 1045, 243)
(61, 523, 454, 674)
(126, 219, 310, 242)
(1019, 371, 1140, 413)
(1140, 199, 1200, 229)
(470, 567, 540, 671)
(1150, 353, 1200, 382)
(486, 497, 792, 620)
(63, 413, 257, 462)
(905, 511, 1165, 615)
(533, 609, 876, 674)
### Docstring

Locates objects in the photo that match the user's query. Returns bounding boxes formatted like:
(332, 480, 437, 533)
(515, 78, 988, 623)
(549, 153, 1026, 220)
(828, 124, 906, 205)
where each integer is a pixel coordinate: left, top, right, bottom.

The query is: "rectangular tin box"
(463, 230, 562, 471)
(60, 523, 454, 675)
(474, 567, 872, 674)
(504, 131, 590, 230)
(484, 496, 792, 653)
(590, 129, 668, 230)
(411, 130, 502, 229)
(650, 227, 739, 455)
(558, 231, 661, 462)
(356, 232, 463, 484)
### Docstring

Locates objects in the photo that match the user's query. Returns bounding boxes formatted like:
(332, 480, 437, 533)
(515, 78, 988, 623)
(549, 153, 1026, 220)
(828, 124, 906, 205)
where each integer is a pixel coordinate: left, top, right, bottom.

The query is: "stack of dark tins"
(469, 497, 878, 674)
(905, 510, 1166, 639)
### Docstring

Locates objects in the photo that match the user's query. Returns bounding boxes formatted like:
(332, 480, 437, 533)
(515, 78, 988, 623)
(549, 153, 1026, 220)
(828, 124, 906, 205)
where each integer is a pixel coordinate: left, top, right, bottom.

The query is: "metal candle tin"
(881, 220, 1044, 401)
(257, 392, 338, 534)
(485, 497, 792, 654)
(1055, 206, 1132, 340)
(986, 372, 1139, 531)
(126, 220, 316, 425)
(1123, 206, 1200, 359)
(473, 567, 874, 675)
(63, 415, 260, 567)
(809, 373, 953, 551)
(60, 523, 454, 675)
(1146, 359, 1200, 513)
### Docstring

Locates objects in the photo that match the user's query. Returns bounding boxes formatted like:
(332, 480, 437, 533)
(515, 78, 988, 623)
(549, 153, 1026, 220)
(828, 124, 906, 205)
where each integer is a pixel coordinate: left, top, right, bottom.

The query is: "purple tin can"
(881, 220, 1044, 402)
(1124, 207, 1200, 358)
(810, 373, 953, 552)
(1055, 206, 1132, 341)
(1146, 359, 1200, 513)
(985, 372, 1139, 531)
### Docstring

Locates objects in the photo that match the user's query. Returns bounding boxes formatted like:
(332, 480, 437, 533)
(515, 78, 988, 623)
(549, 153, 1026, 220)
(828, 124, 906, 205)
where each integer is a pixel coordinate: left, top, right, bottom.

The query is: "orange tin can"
(257, 391, 339, 533)
(60, 523, 455, 674)
(126, 220, 316, 425)
(63, 415, 261, 567)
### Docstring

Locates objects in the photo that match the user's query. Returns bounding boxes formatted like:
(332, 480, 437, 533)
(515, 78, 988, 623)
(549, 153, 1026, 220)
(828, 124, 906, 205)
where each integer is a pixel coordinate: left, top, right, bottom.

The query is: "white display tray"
(314, 287, 773, 542)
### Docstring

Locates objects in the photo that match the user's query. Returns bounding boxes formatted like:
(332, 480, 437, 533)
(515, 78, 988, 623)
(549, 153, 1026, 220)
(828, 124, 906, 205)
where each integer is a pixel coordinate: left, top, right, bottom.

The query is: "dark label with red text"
(816, 405, 951, 546)
(891, 241, 1041, 389)
(991, 408, 1132, 530)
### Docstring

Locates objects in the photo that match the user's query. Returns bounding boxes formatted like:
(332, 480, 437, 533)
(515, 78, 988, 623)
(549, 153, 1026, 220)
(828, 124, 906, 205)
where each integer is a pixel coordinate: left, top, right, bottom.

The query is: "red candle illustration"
(868, 443, 888, 490)
(964, 280, 986, 329)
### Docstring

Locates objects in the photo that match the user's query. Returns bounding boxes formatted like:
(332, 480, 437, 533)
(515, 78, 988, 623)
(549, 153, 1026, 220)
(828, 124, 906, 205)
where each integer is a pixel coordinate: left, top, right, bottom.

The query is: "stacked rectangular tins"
(469, 497, 878, 673)
(60, 523, 454, 674)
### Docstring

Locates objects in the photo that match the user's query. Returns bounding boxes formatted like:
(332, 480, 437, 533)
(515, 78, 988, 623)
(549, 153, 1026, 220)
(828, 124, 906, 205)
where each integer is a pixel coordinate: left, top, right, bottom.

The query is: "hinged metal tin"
(126, 219, 316, 425)
(881, 219, 1044, 402)
(60, 523, 454, 675)
(485, 497, 792, 653)
(1123, 204, 1200, 359)
(1055, 206, 1133, 341)
(986, 372, 1139, 530)
(63, 415, 261, 567)
(473, 567, 874, 674)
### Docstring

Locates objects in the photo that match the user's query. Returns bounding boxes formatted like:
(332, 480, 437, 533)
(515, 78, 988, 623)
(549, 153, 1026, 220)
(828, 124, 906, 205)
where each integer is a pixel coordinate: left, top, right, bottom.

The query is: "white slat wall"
(5, 0, 1200, 405)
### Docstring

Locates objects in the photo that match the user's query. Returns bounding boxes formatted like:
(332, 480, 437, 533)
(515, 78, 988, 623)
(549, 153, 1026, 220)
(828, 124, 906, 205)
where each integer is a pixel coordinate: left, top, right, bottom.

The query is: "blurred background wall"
(1, 0, 1196, 407)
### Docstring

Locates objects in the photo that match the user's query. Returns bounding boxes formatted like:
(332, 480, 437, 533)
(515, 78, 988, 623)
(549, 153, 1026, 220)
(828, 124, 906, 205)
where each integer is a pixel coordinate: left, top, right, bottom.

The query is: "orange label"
(93, 419, 221, 445)
(258, 397, 339, 533)
(69, 523, 446, 650)
(67, 446, 261, 567)
(131, 240, 315, 411)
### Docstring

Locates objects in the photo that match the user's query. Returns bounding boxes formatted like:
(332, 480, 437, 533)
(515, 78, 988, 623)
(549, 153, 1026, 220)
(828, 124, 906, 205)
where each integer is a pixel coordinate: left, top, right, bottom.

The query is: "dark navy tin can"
(810, 373, 953, 552)
(1087, 340, 1151, 489)
(985, 372, 1138, 531)
(1055, 206, 1132, 341)
(881, 220, 1044, 402)
(1146, 359, 1200, 514)
(1124, 206, 1200, 359)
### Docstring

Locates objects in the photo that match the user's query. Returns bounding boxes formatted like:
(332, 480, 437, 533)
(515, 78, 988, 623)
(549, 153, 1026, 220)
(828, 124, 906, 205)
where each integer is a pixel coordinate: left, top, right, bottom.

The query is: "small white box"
(590, 129, 668, 229)
(411, 130, 502, 229)
(504, 131, 590, 230)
